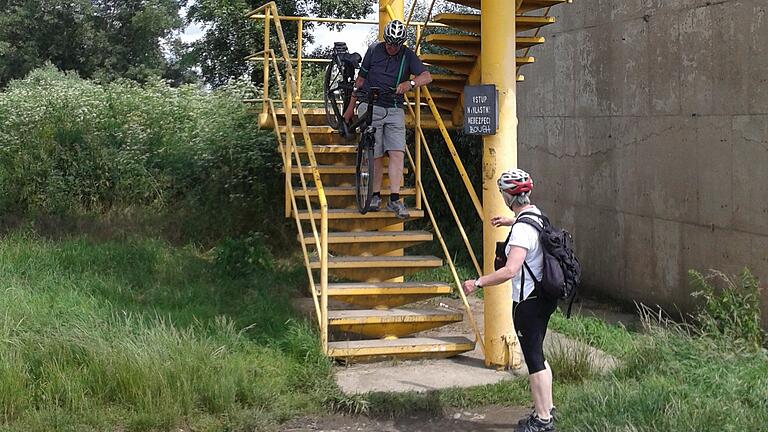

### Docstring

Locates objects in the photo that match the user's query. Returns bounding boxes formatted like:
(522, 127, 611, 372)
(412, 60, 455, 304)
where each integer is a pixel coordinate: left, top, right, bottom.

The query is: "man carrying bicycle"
(342, 19, 432, 218)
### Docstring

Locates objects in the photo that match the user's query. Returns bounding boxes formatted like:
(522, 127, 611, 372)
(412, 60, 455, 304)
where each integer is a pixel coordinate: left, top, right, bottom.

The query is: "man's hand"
(490, 215, 514, 227)
(395, 81, 412, 95)
(462, 279, 477, 296)
(343, 106, 354, 123)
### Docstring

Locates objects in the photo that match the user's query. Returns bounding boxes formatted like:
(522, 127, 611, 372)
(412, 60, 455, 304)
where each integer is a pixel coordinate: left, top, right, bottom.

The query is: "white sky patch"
(305, 11, 379, 57)
(180, 22, 205, 44)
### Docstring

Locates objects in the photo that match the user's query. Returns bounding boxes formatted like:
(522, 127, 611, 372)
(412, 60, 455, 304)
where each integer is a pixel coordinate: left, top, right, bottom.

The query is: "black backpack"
(512, 211, 582, 317)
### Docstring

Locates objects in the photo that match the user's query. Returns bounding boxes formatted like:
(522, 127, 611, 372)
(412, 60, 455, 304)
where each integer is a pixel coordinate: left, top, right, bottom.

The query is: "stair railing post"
(415, 24, 422, 210)
(320, 203, 328, 354)
(297, 18, 303, 101)
(263, 8, 270, 114)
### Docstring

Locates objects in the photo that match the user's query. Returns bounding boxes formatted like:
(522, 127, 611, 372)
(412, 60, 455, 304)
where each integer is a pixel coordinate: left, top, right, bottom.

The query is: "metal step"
(301, 230, 432, 256)
(433, 13, 556, 35)
(329, 308, 463, 338)
(429, 74, 469, 94)
(424, 34, 545, 55)
(327, 281, 452, 308)
(295, 186, 416, 197)
(328, 336, 474, 362)
(296, 207, 424, 232)
(448, 0, 567, 14)
(309, 255, 442, 282)
(285, 165, 409, 175)
(421, 53, 533, 75)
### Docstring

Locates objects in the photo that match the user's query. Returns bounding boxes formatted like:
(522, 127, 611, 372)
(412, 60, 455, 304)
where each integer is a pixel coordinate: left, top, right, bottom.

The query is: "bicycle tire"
(323, 60, 345, 130)
(355, 131, 375, 214)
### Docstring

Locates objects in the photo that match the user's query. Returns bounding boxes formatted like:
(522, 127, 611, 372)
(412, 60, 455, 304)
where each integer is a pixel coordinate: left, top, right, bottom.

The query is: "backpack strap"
(511, 211, 544, 301)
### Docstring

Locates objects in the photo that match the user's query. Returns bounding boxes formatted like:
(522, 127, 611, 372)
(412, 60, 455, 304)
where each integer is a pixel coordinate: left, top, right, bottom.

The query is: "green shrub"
(0, 65, 282, 242)
(214, 232, 274, 278)
(689, 268, 765, 351)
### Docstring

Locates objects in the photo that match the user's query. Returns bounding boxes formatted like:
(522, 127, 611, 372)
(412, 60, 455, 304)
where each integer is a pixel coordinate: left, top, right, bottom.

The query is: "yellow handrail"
(422, 87, 484, 220)
(404, 146, 486, 358)
(249, 2, 330, 353)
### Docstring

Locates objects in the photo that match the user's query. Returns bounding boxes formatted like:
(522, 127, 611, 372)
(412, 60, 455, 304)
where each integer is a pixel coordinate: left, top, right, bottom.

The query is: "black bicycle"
(346, 88, 387, 214)
(323, 42, 361, 135)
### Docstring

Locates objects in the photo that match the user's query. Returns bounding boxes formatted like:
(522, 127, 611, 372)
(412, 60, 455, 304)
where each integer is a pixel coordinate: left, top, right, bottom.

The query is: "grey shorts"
(357, 103, 406, 158)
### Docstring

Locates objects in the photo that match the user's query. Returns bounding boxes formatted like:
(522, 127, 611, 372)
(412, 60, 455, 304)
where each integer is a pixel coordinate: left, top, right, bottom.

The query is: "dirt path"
(281, 405, 531, 431)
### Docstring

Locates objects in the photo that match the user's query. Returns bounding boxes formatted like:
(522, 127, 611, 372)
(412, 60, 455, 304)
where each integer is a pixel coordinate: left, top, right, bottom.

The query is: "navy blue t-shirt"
(358, 42, 426, 109)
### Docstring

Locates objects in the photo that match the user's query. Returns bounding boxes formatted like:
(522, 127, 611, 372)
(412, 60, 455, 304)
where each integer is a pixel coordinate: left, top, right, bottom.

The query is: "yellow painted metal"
(433, 13, 555, 34)
(429, 74, 468, 94)
(258, 106, 457, 129)
(422, 87, 483, 220)
(262, 8, 270, 113)
(402, 145, 487, 358)
(327, 337, 474, 362)
(248, 2, 330, 354)
(310, 255, 442, 269)
(328, 282, 452, 308)
(331, 310, 463, 338)
(449, 0, 567, 13)
(482, 0, 521, 370)
(518, 7, 554, 76)
(268, 99, 321, 328)
(302, 230, 431, 256)
(424, 34, 545, 55)
(415, 25, 422, 210)
(379, 0, 403, 39)
(246, 13, 444, 27)
(518, 0, 568, 14)
(297, 18, 303, 100)
(420, 54, 476, 75)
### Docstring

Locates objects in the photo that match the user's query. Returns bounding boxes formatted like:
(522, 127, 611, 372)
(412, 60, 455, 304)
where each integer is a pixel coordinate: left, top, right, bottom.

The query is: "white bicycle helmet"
(497, 168, 533, 206)
(383, 20, 407, 46)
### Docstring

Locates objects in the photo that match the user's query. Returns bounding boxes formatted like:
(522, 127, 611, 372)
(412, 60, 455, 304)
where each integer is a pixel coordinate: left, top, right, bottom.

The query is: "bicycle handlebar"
(341, 86, 396, 138)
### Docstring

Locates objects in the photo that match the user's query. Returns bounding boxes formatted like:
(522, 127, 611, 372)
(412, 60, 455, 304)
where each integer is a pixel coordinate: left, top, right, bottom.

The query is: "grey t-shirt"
(358, 42, 427, 109)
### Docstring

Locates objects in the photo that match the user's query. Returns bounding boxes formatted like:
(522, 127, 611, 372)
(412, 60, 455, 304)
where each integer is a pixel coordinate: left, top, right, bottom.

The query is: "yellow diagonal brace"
(423, 86, 484, 220)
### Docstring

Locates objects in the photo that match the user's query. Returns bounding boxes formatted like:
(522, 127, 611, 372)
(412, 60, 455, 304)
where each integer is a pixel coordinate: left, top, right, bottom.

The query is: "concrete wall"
(517, 0, 768, 324)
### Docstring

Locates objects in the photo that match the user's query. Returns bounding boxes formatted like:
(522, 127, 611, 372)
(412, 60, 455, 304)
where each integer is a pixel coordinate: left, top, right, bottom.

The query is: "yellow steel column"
(379, 0, 404, 36)
(481, 0, 520, 368)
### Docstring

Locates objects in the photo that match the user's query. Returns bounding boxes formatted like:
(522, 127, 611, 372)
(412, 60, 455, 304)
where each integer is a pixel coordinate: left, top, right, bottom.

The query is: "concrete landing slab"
(335, 354, 523, 395)
(331, 296, 620, 395)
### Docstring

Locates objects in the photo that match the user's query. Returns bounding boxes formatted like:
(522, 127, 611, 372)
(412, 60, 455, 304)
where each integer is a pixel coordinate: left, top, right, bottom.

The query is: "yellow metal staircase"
(245, 0, 569, 363)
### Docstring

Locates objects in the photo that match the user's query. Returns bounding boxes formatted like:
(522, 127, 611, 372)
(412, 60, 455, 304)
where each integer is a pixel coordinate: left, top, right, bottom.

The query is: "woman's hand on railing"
(490, 215, 514, 227)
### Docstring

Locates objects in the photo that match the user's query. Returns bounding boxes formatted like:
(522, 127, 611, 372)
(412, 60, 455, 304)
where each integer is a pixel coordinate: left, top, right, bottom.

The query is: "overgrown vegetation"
(0, 232, 337, 431)
(345, 269, 768, 431)
(0, 67, 285, 245)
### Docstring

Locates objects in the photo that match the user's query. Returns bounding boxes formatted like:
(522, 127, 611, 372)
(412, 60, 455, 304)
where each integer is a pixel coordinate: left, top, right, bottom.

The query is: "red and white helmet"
(497, 168, 533, 206)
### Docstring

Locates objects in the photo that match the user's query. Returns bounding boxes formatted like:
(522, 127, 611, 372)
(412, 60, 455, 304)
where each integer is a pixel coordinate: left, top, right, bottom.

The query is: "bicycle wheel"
(323, 60, 345, 130)
(355, 131, 375, 214)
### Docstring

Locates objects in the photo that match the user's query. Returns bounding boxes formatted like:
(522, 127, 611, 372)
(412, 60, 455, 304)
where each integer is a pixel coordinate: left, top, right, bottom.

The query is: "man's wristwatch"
(474, 279, 483, 289)
(409, 80, 416, 88)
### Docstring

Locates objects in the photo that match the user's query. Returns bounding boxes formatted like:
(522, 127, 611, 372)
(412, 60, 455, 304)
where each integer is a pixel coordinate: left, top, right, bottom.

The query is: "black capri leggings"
(513, 290, 558, 374)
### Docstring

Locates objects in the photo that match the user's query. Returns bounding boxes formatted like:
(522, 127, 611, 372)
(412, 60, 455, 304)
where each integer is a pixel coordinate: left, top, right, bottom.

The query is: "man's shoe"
(516, 414, 555, 432)
(386, 199, 409, 219)
(517, 407, 557, 427)
(367, 195, 381, 212)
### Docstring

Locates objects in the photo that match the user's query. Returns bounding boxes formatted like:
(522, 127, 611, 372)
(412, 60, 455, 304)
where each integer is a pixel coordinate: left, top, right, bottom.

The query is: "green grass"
(2, 230, 767, 432)
(351, 305, 768, 431)
(0, 231, 335, 431)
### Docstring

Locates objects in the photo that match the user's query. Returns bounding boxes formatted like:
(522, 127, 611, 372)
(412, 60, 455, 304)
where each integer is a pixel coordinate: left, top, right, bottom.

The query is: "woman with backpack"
(462, 168, 557, 432)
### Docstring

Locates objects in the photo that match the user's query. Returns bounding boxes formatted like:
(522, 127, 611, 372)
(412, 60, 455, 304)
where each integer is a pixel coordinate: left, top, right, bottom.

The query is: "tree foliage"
(0, 0, 186, 86)
(188, 0, 374, 87)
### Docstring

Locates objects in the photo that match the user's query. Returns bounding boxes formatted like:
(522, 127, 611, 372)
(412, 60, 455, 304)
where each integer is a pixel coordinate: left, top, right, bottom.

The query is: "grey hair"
(511, 193, 531, 206)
